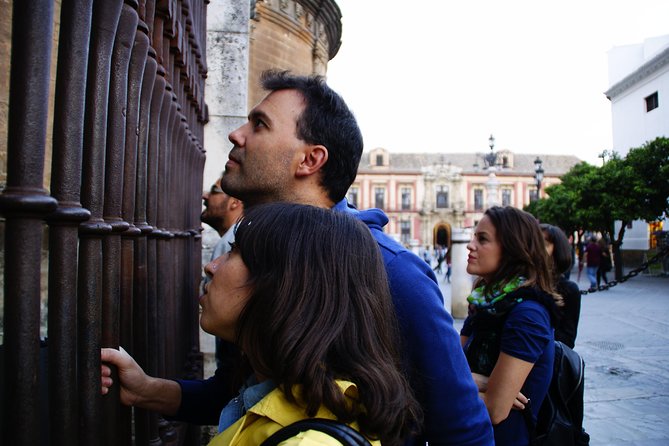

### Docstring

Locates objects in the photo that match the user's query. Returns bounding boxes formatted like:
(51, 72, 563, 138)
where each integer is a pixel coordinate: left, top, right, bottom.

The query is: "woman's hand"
(101, 347, 149, 406)
(512, 392, 529, 411)
(100, 347, 182, 415)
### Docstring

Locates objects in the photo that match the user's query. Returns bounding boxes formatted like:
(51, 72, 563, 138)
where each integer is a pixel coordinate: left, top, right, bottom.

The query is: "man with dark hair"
(201, 175, 244, 261)
(215, 70, 493, 445)
(103, 71, 494, 445)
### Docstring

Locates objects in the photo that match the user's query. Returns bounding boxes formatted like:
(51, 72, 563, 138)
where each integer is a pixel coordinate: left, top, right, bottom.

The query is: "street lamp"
(484, 134, 497, 168)
(534, 157, 544, 197)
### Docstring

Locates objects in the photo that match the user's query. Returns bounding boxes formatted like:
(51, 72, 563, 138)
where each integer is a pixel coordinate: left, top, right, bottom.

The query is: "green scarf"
(467, 276, 526, 315)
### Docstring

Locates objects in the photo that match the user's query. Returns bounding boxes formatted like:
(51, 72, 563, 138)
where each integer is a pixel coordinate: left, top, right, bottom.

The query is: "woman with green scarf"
(460, 206, 562, 446)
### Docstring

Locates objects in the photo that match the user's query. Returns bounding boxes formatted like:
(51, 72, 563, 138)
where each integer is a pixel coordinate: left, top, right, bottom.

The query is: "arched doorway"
(433, 223, 451, 249)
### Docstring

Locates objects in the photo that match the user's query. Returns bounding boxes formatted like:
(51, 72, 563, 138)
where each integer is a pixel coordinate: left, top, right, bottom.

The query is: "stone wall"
(0, 0, 12, 189)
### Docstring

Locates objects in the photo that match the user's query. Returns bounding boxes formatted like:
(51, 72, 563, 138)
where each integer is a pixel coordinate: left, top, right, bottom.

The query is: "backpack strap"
(260, 418, 372, 446)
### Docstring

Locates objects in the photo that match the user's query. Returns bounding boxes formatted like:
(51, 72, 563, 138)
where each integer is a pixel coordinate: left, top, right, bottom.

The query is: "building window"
(400, 220, 411, 245)
(645, 92, 659, 112)
(374, 187, 385, 209)
(401, 187, 411, 210)
(502, 189, 512, 207)
(530, 189, 539, 202)
(474, 189, 483, 211)
(376, 154, 384, 166)
(347, 187, 359, 208)
(436, 186, 449, 209)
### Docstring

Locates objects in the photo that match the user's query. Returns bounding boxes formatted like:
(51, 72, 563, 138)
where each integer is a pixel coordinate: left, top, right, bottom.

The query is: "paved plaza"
(442, 266, 669, 446)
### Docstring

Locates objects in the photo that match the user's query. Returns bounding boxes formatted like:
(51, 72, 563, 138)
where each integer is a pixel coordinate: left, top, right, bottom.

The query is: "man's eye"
(253, 119, 266, 129)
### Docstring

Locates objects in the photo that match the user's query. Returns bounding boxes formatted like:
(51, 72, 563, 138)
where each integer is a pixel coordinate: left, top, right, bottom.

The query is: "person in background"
(597, 237, 612, 288)
(201, 174, 244, 262)
(541, 223, 582, 348)
(460, 206, 562, 446)
(584, 236, 601, 291)
(201, 175, 244, 369)
(102, 203, 421, 445)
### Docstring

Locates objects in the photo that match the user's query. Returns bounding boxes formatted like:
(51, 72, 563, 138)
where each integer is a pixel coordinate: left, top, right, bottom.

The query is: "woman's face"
(466, 215, 503, 282)
(199, 247, 252, 342)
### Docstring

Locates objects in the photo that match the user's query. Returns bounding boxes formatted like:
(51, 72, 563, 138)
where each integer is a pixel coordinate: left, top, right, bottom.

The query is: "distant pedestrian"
(422, 245, 432, 266)
(584, 236, 601, 291)
(433, 245, 447, 274)
(597, 238, 612, 288)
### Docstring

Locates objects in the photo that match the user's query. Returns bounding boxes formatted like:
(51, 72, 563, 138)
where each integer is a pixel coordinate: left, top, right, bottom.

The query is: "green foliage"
(527, 137, 669, 247)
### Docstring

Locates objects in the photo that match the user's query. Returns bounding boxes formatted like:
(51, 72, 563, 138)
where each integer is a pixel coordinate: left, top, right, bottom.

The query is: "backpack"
(260, 418, 372, 446)
(525, 340, 590, 446)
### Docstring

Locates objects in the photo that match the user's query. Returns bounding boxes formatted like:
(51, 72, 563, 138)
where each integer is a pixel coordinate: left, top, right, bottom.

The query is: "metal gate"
(0, 1, 209, 444)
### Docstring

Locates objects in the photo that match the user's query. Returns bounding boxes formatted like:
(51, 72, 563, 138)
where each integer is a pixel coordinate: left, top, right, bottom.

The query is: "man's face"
(201, 178, 229, 233)
(221, 89, 308, 205)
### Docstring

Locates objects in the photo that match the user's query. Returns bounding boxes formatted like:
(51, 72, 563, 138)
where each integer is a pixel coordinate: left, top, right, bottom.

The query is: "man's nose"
(229, 123, 246, 146)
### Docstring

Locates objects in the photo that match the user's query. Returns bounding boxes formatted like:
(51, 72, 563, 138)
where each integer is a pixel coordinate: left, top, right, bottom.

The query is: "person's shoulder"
(558, 279, 580, 295)
(507, 288, 552, 320)
(277, 429, 345, 446)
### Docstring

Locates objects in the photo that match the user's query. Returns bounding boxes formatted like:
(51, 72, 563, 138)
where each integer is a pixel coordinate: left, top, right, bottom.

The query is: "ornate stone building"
(248, 0, 342, 107)
(349, 147, 581, 251)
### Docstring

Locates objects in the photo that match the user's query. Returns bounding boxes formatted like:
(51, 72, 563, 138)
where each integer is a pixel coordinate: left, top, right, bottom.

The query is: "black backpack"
(525, 340, 590, 446)
(261, 418, 371, 446)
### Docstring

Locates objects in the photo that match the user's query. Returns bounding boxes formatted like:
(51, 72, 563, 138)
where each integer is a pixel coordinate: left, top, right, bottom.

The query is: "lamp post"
(534, 157, 544, 199)
(485, 134, 500, 207)
(484, 134, 497, 168)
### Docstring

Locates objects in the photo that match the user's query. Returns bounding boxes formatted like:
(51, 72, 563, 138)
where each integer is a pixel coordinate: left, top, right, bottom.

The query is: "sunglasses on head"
(209, 183, 224, 194)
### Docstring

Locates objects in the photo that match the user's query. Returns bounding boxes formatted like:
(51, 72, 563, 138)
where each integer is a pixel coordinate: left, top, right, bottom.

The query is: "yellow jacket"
(208, 380, 380, 446)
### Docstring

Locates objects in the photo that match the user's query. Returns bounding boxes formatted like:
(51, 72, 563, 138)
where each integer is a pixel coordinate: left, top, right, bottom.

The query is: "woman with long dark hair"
(460, 206, 562, 445)
(541, 223, 582, 348)
(102, 203, 421, 445)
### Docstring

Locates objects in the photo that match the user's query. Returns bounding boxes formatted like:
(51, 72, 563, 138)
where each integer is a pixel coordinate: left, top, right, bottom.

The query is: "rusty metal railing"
(1, 1, 209, 444)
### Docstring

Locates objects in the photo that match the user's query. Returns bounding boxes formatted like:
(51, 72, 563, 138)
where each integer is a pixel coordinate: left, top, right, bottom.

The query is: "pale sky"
(326, 0, 669, 165)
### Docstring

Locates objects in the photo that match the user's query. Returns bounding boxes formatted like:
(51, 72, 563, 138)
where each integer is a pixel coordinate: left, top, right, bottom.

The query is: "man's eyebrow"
(248, 109, 271, 124)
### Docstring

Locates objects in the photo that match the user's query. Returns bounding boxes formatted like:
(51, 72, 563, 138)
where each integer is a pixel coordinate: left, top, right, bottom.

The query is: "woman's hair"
(233, 202, 421, 445)
(541, 223, 573, 277)
(476, 206, 561, 305)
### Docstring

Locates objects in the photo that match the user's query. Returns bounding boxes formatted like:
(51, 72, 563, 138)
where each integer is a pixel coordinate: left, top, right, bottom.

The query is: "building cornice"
(258, 0, 342, 59)
(605, 46, 669, 100)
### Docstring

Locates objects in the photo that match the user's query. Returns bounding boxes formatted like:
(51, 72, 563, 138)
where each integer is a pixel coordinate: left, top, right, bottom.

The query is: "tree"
(607, 137, 669, 278)
(526, 138, 669, 279)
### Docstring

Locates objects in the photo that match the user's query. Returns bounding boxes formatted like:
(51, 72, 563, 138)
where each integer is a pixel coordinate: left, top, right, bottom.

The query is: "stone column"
(201, 0, 250, 369)
(486, 170, 500, 208)
(204, 0, 250, 188)
(451, 227, 474, 319)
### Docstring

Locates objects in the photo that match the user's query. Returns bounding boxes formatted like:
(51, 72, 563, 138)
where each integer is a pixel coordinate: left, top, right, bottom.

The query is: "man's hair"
(540, 223, 573, 277)
(261, 70, 363, 203)
(233, 203, 421, 445)
(475, 206, 561, 305)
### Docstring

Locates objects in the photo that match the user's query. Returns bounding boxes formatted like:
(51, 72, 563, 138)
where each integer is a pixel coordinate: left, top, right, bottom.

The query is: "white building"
(605, 35, 669, 250)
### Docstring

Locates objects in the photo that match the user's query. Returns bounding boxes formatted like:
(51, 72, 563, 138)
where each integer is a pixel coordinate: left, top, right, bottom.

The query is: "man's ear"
(229, 198, 242, 210)
(296, 145, 328, 177)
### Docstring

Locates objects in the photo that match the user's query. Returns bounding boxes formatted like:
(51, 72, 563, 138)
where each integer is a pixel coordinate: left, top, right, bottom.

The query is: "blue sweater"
(176, 200, 494, 445)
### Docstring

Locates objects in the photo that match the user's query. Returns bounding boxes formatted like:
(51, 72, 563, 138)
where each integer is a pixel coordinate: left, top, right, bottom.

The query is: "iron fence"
(1, 1, 209, 444)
